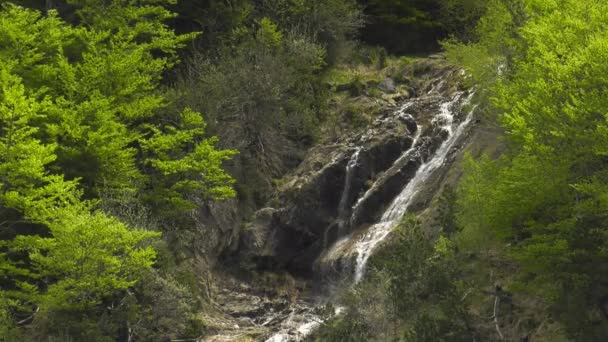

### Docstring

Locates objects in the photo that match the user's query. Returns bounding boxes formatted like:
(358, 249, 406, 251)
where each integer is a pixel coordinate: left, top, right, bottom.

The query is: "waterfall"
(336, 147, 362, 234)
(353, 92, 475, 283)
(322, 147, 362, 250)
(259, 68, 476, 342)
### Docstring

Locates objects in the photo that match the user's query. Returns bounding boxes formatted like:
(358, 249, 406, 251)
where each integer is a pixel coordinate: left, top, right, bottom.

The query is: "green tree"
(0, 65, 158, 335)
(0, 1, 235, 217)
(0, 1, 236, 338)
(452, 0, 608, 338)
(260, 0, 363, 63)
(177, 14, 326, 205)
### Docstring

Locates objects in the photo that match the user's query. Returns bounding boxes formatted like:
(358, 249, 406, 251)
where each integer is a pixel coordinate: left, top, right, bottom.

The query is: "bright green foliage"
(0, 70, 55, 193)
(456, 154, 500, 250)
(140, 108, 236, 216)
(0, 2, 234, 212)
(0, 67, 158, 330)
(0, 1, 235, 338)
(256, 17, 284, 49)
(443, 0, 523, 92)
(15, 204, 158, 310)
(453, 0, 608, 338)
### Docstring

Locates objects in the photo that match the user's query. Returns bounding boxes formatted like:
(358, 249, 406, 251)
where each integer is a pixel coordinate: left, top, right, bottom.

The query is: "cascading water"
(347, 103, 417, 224)
(353, 91, 475, 282)
(321, 146, 362, 251)
(336, 147, 362, 234)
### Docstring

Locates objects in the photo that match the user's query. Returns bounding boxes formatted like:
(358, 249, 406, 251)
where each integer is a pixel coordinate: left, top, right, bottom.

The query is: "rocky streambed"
(200, 272, 327, 341)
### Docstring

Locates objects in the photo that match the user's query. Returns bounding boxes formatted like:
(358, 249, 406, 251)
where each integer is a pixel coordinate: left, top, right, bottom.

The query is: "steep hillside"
(198, 57, 502, 341)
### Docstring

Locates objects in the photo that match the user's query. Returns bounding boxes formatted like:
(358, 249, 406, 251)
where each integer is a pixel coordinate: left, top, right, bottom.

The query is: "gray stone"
(378, 77, 396, 93)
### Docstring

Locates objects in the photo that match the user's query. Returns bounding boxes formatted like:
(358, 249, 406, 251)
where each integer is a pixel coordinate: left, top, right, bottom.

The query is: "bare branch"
(16, 306, 39, 326)
(493, 295, 504, 340)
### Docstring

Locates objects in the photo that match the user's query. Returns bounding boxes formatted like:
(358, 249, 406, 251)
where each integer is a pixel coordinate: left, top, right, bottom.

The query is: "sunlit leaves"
(0, 0, 234, 333)
(454, 0, 608, 337)
(0, 68, 158, 318)
(140, 109, 237, 214)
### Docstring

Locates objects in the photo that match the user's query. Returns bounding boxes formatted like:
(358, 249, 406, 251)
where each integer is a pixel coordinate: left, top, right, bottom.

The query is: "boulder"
(378, 77, 396, 93)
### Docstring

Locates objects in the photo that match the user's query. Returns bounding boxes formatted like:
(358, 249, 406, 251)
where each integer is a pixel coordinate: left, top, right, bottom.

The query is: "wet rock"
(205, 59, 484, 342)
(204, 279, 316, 342)
(398, 113, 418, 133)
(349, 155, 422, 227)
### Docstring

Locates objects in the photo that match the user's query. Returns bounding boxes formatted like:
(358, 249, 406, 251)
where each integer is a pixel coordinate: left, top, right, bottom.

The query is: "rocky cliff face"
(239, 60, 471, 279)
(239, 111, 416, 275)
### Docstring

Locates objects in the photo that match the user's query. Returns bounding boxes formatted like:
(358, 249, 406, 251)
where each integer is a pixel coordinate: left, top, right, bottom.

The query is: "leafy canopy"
(451, 0, 608, 338)
(0, 0, 236, 336)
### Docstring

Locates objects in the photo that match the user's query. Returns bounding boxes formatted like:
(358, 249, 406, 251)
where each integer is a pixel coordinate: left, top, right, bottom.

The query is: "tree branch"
(16, 306, 39, 326)
(493, 295, 504, 340)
